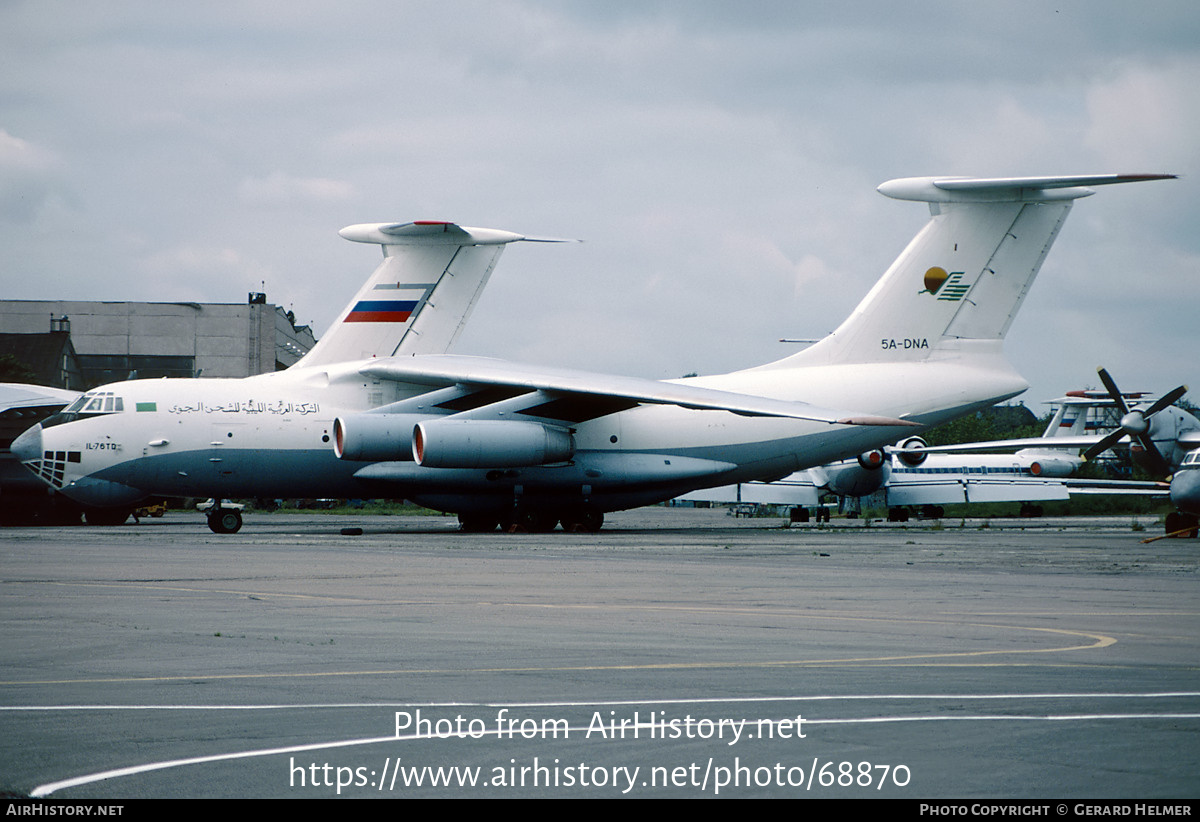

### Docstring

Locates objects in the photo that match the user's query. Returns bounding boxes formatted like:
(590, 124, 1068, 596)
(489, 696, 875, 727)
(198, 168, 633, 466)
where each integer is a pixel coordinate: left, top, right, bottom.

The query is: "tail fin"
(295, 221, 567, 368)
(782, 174, 1174, 367)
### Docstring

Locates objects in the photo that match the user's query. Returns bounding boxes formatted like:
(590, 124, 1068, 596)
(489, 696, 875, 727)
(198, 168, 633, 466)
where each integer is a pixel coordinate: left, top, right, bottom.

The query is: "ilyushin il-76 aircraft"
(13, 173, 1174, 533)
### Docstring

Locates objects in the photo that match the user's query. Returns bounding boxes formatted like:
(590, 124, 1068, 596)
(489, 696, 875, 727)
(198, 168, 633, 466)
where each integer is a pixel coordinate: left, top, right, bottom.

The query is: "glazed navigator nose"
(10, 423, 43, 465)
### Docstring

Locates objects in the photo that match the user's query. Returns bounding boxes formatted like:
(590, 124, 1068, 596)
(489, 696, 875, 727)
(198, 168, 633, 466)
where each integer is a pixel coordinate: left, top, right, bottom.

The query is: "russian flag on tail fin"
(345, 299, 420, 323)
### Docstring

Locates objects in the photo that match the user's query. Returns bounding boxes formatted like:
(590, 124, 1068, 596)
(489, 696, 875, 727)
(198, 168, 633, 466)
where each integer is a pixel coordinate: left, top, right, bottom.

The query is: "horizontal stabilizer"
(878, 174, 1176, 203)
(339, 221, 578, 246)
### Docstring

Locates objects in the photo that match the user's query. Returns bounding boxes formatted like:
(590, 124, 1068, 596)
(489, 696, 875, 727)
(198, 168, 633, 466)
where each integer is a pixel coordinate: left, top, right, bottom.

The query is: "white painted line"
(27, 692, 1200, 796)
(6, 691, 1200, 712)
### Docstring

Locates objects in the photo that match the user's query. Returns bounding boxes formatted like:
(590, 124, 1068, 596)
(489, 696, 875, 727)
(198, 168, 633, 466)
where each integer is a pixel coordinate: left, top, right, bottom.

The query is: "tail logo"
(922, 267, 968, 301)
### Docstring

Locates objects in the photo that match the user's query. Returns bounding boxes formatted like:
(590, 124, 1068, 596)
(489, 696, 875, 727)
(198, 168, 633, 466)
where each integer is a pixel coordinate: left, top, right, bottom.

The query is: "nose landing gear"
(201, 500, 243, 534)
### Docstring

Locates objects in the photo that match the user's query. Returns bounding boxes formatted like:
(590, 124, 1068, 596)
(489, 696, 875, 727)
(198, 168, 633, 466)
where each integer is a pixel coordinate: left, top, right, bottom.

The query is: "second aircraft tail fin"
(295, 221, 570, 368)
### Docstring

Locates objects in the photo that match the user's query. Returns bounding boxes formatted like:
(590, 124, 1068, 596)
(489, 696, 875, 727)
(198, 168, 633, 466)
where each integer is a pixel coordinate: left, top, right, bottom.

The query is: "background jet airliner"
(0, 383, 81, 524)
(13, 221, 559, 529)
(13, 173, 1174, 533)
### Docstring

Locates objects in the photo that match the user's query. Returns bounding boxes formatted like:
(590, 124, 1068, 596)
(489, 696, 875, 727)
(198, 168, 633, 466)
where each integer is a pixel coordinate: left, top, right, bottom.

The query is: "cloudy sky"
(2, 1, 1197, 409)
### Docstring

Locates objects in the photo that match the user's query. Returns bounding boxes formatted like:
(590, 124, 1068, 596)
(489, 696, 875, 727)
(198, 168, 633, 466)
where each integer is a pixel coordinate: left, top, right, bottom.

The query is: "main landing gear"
(1164, 511, 1199, 539)
(82, 506, 132, 526)
(458, 508, 604, 533)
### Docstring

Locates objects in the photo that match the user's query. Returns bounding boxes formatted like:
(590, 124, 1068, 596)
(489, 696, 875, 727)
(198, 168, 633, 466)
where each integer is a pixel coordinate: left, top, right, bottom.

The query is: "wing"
(0, 383, 81, 409)
(684, 472, 1167, 509)
(886, 475, 1073, 506)
(885, 474, 1167, 506)
(678, 473, 822, 507)
(907, 436, 1108, 454)
(1062, 478, 1171, 496)
(360, 354, 919, 426)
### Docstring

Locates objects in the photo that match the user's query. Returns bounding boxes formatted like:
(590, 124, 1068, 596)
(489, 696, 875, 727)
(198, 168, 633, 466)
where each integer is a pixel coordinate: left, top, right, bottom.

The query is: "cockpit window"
(41, 391, 125, 429)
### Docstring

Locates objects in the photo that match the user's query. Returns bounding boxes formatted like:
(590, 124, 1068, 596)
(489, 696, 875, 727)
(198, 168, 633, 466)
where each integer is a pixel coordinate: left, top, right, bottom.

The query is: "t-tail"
(295, 221, 571, 368)
(780, 174, 1175, 369)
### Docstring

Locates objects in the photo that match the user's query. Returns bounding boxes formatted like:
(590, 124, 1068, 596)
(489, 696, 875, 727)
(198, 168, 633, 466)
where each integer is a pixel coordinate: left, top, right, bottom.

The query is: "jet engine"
(826, 454, 891, 497)
(333, 413, 428, 461)
(1025, 457, 1077, 478)
(857, 449, 886, 470)
(895, 436, 928, 467)
(413, 419, 574, 468)
(815, 449, 892, 496)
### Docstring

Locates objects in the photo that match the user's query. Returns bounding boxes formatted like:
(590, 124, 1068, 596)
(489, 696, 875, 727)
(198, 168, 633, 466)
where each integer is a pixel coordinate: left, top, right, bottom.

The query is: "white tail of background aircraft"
(296, 221, 569, 367)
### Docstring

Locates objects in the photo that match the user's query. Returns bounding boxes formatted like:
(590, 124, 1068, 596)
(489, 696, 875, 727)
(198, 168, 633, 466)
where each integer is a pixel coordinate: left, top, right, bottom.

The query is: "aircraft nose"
(1170, 471, 1200, 515)
(10, 424, 43, 465)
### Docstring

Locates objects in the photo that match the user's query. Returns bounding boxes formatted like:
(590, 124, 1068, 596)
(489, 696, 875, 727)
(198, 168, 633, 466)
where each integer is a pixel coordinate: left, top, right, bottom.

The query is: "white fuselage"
(18, 350, 1026, 514)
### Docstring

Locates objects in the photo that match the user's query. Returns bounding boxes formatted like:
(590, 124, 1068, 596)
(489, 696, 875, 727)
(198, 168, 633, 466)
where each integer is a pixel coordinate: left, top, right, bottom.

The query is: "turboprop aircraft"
(911, 370, 1197, 476)
(1169, 450, 1200, 536)
(1074, 369, 1200, 536)
(682, 435, 1168, 523)
(870, 369, 1200, 532)
(12, 173, 1174, 533)
(849, 367, 1195, 528)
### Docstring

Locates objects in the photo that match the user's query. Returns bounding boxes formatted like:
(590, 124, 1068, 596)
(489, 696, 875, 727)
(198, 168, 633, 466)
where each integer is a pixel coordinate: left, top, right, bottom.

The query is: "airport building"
(0, 294, 317, 390)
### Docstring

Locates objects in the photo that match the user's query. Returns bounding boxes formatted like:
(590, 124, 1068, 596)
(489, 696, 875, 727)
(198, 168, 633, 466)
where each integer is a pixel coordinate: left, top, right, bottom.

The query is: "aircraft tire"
(459, 514, 499, 533)
(208, 509, 243, 534)
(525, 511, 559, 533)
(504, 510, 558, 533)
(561, 510, 603, 533)
(83, 507, 131, 526)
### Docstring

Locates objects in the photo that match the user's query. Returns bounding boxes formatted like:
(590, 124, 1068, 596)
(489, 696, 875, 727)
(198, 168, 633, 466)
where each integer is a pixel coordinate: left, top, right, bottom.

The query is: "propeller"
(1082, 367, 1188, 477)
